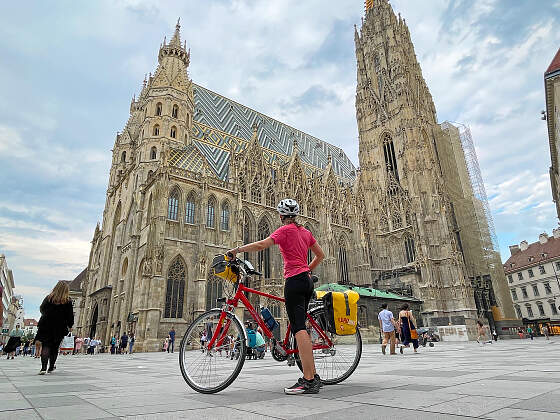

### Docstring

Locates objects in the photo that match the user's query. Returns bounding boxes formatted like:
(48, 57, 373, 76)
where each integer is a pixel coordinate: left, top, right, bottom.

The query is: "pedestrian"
(4, 326, 24, 359)
(163, 337, 169, 352)
(110, 335, 117, 354)
(35, 281, 74, 374)
(476, 320, 492, 344)
(23, 340, 29, 356)
(492, 329, 498, 341)
(398, 303, 419, 354)
(75, 337, 83, 355)
(527, 326, 534, 340)
(128, 332, 135, 354)
(517, 328, 524, 339)
(168, 326, 176, 353)
(542, 325, 550, 340)
(120, 331, 128, 354)
(378, 303, 397, 355)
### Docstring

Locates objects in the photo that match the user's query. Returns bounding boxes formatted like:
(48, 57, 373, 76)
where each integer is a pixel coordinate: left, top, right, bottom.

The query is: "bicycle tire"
(296, 305, 362, 385)
(179, 309, 247, 394)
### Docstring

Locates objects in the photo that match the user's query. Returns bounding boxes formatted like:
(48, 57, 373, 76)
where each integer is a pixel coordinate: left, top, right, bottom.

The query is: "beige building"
(0, 254, 15, 331)
(63, 269, 86, 329)
(546, 48, 560, 219)
(77, 2, 517, 349)
(504, 231, 560, 334)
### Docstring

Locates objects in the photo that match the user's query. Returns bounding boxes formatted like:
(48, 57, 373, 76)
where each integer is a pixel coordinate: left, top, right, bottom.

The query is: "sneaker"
(284, 377, 320, 395)
(400, 346, 404, 354)
(381, 345, 386, 355)
(314, 374, 323, 388)
(38, 370, 46, 375)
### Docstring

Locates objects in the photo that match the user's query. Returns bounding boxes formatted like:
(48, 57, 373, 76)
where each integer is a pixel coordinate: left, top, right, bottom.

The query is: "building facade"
(504, 230, 560, 334)
(0, 254, 15, 331)
(78, 2, 517, 350)
(545, 48, 560, 219)
(23, 319, 38, 337)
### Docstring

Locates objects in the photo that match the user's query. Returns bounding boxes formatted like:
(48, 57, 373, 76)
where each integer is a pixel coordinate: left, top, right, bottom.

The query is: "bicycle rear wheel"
(179, 309, 246, 393)
(296, 306, 362, 385)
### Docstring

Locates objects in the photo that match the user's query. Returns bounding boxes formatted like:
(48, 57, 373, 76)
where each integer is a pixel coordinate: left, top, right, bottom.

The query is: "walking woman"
(398, 303, 419, 354)
(4, 325, 24, 359)
(228, 198, 324, 394)
(35, 281, 74, 374)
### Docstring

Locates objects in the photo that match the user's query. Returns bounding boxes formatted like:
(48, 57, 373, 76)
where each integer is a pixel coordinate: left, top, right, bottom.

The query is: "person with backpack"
(228, 198, 325, 394)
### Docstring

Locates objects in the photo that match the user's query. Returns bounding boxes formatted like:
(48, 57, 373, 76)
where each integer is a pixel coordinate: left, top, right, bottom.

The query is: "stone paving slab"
(1, 338, 560, 419)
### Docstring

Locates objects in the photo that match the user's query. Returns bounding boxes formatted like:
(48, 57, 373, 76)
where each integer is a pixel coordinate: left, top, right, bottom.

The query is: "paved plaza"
(1, 338, 560, 419)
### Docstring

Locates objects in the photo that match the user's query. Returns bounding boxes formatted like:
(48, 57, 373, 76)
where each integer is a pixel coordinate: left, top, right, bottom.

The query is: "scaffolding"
(456, 124, 500, 251)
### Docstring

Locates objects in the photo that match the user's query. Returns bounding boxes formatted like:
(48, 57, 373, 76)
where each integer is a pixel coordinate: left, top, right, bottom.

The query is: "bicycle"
(179, 254, 362, 394)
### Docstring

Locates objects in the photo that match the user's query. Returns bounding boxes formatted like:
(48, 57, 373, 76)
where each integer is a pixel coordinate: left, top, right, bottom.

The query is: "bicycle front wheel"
(297, 306, 362, 385)
(179, 309, 247, 393)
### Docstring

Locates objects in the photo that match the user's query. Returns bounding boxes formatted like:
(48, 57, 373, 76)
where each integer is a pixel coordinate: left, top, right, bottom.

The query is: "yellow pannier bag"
(316, 290, 360, 336)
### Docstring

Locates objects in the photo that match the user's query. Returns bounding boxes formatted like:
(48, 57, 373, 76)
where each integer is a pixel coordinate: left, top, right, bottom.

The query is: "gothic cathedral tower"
(355, 0, 479, 330)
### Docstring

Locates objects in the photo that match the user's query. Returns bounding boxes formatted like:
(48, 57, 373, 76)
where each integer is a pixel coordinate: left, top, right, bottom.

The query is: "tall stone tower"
(355, 0, 479, 331)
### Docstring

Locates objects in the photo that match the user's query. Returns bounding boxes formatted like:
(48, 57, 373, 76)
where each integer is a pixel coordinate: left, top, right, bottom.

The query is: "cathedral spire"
(158, 18, 190, 67)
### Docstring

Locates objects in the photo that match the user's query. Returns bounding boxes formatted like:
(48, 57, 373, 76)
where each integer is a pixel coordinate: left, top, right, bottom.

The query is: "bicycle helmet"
(277, 199, 299, 216)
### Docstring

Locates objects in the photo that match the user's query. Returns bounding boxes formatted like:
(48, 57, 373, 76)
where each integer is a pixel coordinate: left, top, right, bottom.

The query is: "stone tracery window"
(172, 104, 179, 118)
(239, 177, 247, 200)
(265, 183, 275, 207)
(156, 102, 162, 116)
(164, 257, 185, 318)
(206, 196, 216, 228)
(337, 238, 349, 284)
(251, 178, 261, 203)
(170, 126, 177, 139)
(257, 218, 271, 278)
(121, 151, 126, 163)
(382, 133, 399, 181)
(167, 187, 180, 220)
(150, 146, 157, 160)
(206, 274, 224, 310)
(153, 124, 160, 136)
(185, 192, 196, 224)
(221, 201, 230, 230)
(404, 236, 416, 263)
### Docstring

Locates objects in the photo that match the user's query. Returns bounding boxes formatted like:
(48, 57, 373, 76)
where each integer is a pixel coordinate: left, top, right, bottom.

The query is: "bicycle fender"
(210, 308, 248, 343)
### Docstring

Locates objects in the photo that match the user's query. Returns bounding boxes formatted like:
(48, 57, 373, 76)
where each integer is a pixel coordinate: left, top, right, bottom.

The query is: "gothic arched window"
(206, 275, 223, 310)
(167, 187, 180, 221)
(257, 218, 271, 278)
(265, 183, 275, 207)
(382, 134, 399, 181)
(153, 124, 160, 136)
(156, 102, 162, 116)
(221, 201, 230, 231)
(121, 151, 126, 163)
(206, 196, 216, 228)
(170, 126, 177, 139)
(185, 192, 196, 224)
(172, 104, 179, 118)
(150, 146, 157, 160)
(404, 237, 416, 263)
(164, 258, 185, 318)
(337, 239, 349, 284)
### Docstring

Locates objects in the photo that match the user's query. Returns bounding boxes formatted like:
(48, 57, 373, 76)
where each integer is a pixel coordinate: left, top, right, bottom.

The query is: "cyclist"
(227, 198, 324, 394)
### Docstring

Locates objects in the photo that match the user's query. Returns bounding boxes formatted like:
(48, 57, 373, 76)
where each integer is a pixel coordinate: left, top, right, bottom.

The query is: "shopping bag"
(60, 334, 75, 351)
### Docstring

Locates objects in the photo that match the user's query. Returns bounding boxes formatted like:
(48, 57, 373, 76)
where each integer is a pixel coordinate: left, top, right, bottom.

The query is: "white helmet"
(277, 199, 300, 216)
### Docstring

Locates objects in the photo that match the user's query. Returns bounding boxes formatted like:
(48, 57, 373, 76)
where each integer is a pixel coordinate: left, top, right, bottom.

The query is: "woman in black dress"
(398, 303, 419, 354)
(35, 281, 74, 374)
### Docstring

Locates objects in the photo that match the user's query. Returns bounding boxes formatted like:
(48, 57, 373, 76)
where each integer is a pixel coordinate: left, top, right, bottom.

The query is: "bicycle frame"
(206, 281, 333, 354)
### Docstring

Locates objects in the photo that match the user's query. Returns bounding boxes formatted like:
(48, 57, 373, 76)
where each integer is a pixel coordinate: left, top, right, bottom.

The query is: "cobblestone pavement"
(1, 338, 560, 419)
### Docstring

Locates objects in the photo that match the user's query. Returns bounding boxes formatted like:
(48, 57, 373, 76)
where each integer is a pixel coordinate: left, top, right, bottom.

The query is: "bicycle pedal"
(286, 355, 295, 367)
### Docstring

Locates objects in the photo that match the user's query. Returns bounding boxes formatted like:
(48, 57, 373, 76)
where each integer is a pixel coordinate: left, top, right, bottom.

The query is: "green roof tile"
(315, 283, 421, 302)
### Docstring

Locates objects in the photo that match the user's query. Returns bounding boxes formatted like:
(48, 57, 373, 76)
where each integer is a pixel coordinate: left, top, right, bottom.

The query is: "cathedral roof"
(169, 84, 356, 181)
(545, 47, 560, 77)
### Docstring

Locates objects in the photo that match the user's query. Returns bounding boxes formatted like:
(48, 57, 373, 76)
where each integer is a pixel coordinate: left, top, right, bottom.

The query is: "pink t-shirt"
(270, 223, 316, 278)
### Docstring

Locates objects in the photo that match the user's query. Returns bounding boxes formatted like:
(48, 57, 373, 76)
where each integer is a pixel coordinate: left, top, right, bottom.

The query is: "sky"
(0, 0, 558, 321)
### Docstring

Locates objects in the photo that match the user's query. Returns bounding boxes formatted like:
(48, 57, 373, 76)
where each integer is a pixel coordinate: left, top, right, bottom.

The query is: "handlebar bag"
(316, 291, 359, 335)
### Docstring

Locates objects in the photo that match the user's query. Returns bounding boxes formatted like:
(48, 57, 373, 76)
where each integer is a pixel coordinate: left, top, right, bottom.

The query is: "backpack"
(315, 290, 359, 335)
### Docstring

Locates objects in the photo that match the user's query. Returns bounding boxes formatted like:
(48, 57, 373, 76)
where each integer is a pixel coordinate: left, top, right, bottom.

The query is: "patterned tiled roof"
(169, 84, 356, 181)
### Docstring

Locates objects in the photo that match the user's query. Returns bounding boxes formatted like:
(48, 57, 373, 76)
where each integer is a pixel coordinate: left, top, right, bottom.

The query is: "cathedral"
(77, 1, 518, 350)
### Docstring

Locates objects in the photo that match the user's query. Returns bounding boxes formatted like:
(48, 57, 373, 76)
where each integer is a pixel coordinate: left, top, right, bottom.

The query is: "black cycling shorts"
(284, 271, 314, 334)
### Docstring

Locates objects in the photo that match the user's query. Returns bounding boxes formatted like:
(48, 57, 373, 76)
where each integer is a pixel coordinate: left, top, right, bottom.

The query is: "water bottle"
(261, 307, 278, 331)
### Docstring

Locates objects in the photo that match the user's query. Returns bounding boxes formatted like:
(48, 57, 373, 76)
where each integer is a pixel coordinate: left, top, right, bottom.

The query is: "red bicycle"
(179, 256, 362, 393)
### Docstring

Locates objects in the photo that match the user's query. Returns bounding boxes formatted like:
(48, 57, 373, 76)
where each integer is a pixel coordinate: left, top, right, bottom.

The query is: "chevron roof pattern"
(169, 84, 356, 182)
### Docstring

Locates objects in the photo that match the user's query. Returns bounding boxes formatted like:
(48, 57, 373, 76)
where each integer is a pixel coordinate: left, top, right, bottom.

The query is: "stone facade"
(78, 4, 517, 349)
(546, 48, 560, 220)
